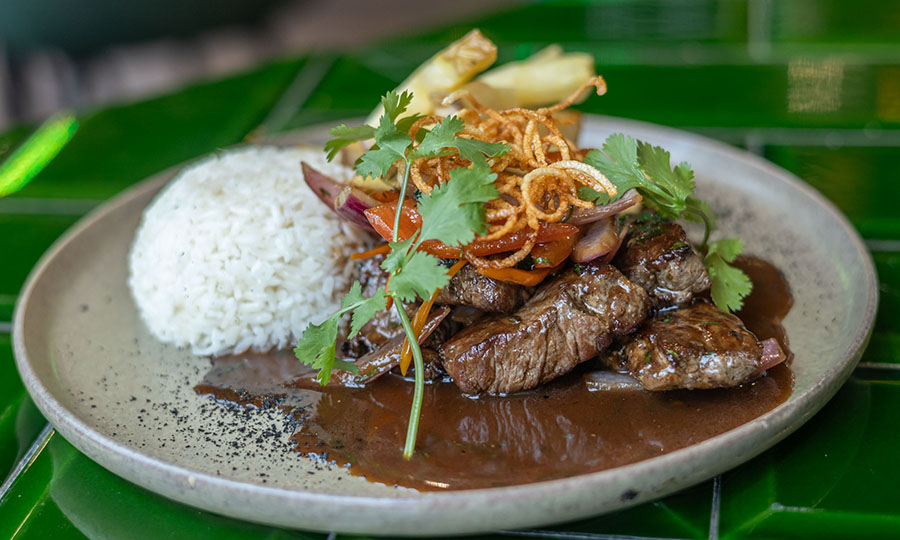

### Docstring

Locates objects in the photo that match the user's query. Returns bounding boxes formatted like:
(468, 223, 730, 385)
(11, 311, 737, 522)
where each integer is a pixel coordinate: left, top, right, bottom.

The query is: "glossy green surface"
(1, 0, 899, 538)
(0, 126, 30, 164)
(868, 251, 900, 365)
(0, 334, 45, 483)
(719, 371, 900, 540)
(6, 58, 306, 201)
(771, 0, 900, 44)
(400, 0, 750, 45)
(765, 146, 900, 239)
(0, 213, 81, 321)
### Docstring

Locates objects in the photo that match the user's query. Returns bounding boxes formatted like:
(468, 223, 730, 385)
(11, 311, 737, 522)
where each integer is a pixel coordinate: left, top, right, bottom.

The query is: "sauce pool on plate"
(194, 256, 793, 491)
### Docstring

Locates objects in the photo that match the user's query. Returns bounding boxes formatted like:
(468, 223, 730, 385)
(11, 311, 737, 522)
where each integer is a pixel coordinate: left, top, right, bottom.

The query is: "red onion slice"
(584, 371, 643, 392)
(334, 186, 379, 229)
(752, 338, 787, 377)
(335, 306, 450, 388)
(301, 161, 344, 209)
(302, 161, 377, 232)
(572, 217, 619, 263)
(568, 189, 641, 226)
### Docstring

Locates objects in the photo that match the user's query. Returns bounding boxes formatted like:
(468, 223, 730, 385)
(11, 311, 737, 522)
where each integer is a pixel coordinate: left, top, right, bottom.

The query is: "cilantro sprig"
(295, 90, 508, 459)
(580, 133, 752, 312)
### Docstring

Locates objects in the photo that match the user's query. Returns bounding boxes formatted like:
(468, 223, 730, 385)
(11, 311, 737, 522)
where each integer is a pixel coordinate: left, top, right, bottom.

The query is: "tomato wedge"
(364, 200, 579, 257)
(529, 235, 577, 268)
(364, 199, 421, 243)
(476, 262, 564, 287)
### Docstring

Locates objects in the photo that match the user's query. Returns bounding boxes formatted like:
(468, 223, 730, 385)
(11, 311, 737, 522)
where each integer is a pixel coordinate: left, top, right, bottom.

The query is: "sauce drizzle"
(195, 256, 793, 490)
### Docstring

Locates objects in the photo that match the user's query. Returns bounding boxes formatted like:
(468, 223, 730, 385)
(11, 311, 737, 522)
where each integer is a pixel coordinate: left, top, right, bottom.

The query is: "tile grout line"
(866, 239, 900, 252)
(857, 362, 900, 371)
(746, 0, 773, 62)
(708, 475, 722, 540)
(496, 530, 691, 540)
(0, 424, 53, 501)
(710, 126, 900, 146)
(0, 197, 102, 215)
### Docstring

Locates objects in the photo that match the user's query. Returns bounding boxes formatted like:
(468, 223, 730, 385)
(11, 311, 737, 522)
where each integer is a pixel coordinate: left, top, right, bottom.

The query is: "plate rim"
(12, 115, 879, 535)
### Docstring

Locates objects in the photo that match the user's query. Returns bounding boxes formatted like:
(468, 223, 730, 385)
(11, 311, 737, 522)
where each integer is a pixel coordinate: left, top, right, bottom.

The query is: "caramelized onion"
(567, 189, 641, 226)
(334, 186, 380, 229)
(301, 161, 344, 208)
(302, 161, 378, 231)
(571, 217, 619, 263)
(584, 371, 643, 392)
(753, 338, 787, 377)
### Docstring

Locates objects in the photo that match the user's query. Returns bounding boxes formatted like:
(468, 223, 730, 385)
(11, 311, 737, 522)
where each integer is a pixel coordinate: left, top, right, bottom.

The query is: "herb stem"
(391, 160, 412, 243)
(685, 206, 714, 250)
(394, 300, 425, 460)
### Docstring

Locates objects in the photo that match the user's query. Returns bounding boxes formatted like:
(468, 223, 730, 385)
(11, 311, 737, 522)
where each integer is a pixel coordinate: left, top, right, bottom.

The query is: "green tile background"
(2, 0, 899, 538)
(0, 334, 45, 483)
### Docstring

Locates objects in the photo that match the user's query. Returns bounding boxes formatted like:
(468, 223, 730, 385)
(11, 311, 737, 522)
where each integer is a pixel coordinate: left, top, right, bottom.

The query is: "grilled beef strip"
(342, 254, 527, 359)
(439, 263, 652, 395)
(604, 302, 783, 391)
(295, 307, 450, 389)
(613, 215, 711, 308)
(434, 263, 531, 312)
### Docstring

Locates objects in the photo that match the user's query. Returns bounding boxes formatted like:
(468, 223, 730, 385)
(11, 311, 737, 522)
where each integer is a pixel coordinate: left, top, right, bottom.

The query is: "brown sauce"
(195, 256, 793, 491)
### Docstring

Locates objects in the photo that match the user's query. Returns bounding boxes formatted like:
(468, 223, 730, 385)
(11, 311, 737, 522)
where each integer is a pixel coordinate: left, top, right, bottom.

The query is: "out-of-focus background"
(0, 0, 517, 129)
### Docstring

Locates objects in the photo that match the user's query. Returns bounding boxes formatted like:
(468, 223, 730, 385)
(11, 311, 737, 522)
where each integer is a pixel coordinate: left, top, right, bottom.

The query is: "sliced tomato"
(529, 234, 577, 268)
(467, 223, 577, 256)
(365, 200, 580, 258)
(476, 263, 564, 287)
(364, 200, 421, 243)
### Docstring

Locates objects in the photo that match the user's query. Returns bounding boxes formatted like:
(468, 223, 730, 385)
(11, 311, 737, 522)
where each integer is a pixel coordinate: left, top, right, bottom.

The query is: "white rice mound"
(128, 146, 369, 356)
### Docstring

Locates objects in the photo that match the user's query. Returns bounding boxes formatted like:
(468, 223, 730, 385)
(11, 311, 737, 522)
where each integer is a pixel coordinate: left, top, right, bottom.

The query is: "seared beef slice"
(344, 255, 525, 358)
(607, 302, 763, 391)
(439, 264, 651, 395)
(434, 263, 529, 313)
(614, 217, 710, 307)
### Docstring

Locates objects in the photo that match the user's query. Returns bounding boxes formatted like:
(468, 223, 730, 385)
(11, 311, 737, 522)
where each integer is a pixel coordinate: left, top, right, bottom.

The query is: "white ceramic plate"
(14, 116, 878, 535)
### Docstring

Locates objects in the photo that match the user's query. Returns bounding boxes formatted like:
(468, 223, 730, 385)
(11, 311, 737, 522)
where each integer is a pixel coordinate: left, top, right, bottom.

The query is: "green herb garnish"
(579, 133, 751, 313)
(705, 238, 753, 313)
(294, 90, 508, 459)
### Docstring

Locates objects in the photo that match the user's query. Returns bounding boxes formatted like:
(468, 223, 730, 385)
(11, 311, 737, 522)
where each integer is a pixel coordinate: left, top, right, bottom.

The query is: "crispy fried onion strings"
(409, 76, 615, 269)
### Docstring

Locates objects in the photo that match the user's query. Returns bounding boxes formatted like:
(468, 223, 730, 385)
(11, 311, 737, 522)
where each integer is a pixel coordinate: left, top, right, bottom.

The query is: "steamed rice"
(128, 146, 369, 356)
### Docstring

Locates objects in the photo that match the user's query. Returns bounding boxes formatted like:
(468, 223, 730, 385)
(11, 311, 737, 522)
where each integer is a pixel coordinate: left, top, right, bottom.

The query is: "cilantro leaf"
(707, 237, 744, 262)
(412, 116, 508, 166)
(356, 114, 411, 179)
(382, 90, 414, 122)
(454, 137, 509, 167)
(387, 251, 450, 303)
(584, 134, 695, 219)
(295, 280, 389, 385)
(416, 162, 499, 246)
(704, 238, 753, 313)
(396, 113, 425, 135)
(324, 124, 375, 161)
(341, 281, 388, 339)
(413, 116, 465, 158)
(582, 134, 646, 204)
(635, 141, 696, 218)
(380, 238, 415, 274)
(294, 317, 347, 385)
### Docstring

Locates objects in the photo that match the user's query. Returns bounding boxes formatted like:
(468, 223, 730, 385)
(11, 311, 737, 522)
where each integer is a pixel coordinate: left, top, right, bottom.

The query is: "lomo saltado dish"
(134, 30, 794, 490)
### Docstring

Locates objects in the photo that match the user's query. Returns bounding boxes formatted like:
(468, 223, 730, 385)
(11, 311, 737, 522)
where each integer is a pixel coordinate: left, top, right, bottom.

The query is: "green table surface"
(2, 2, 900, 538)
